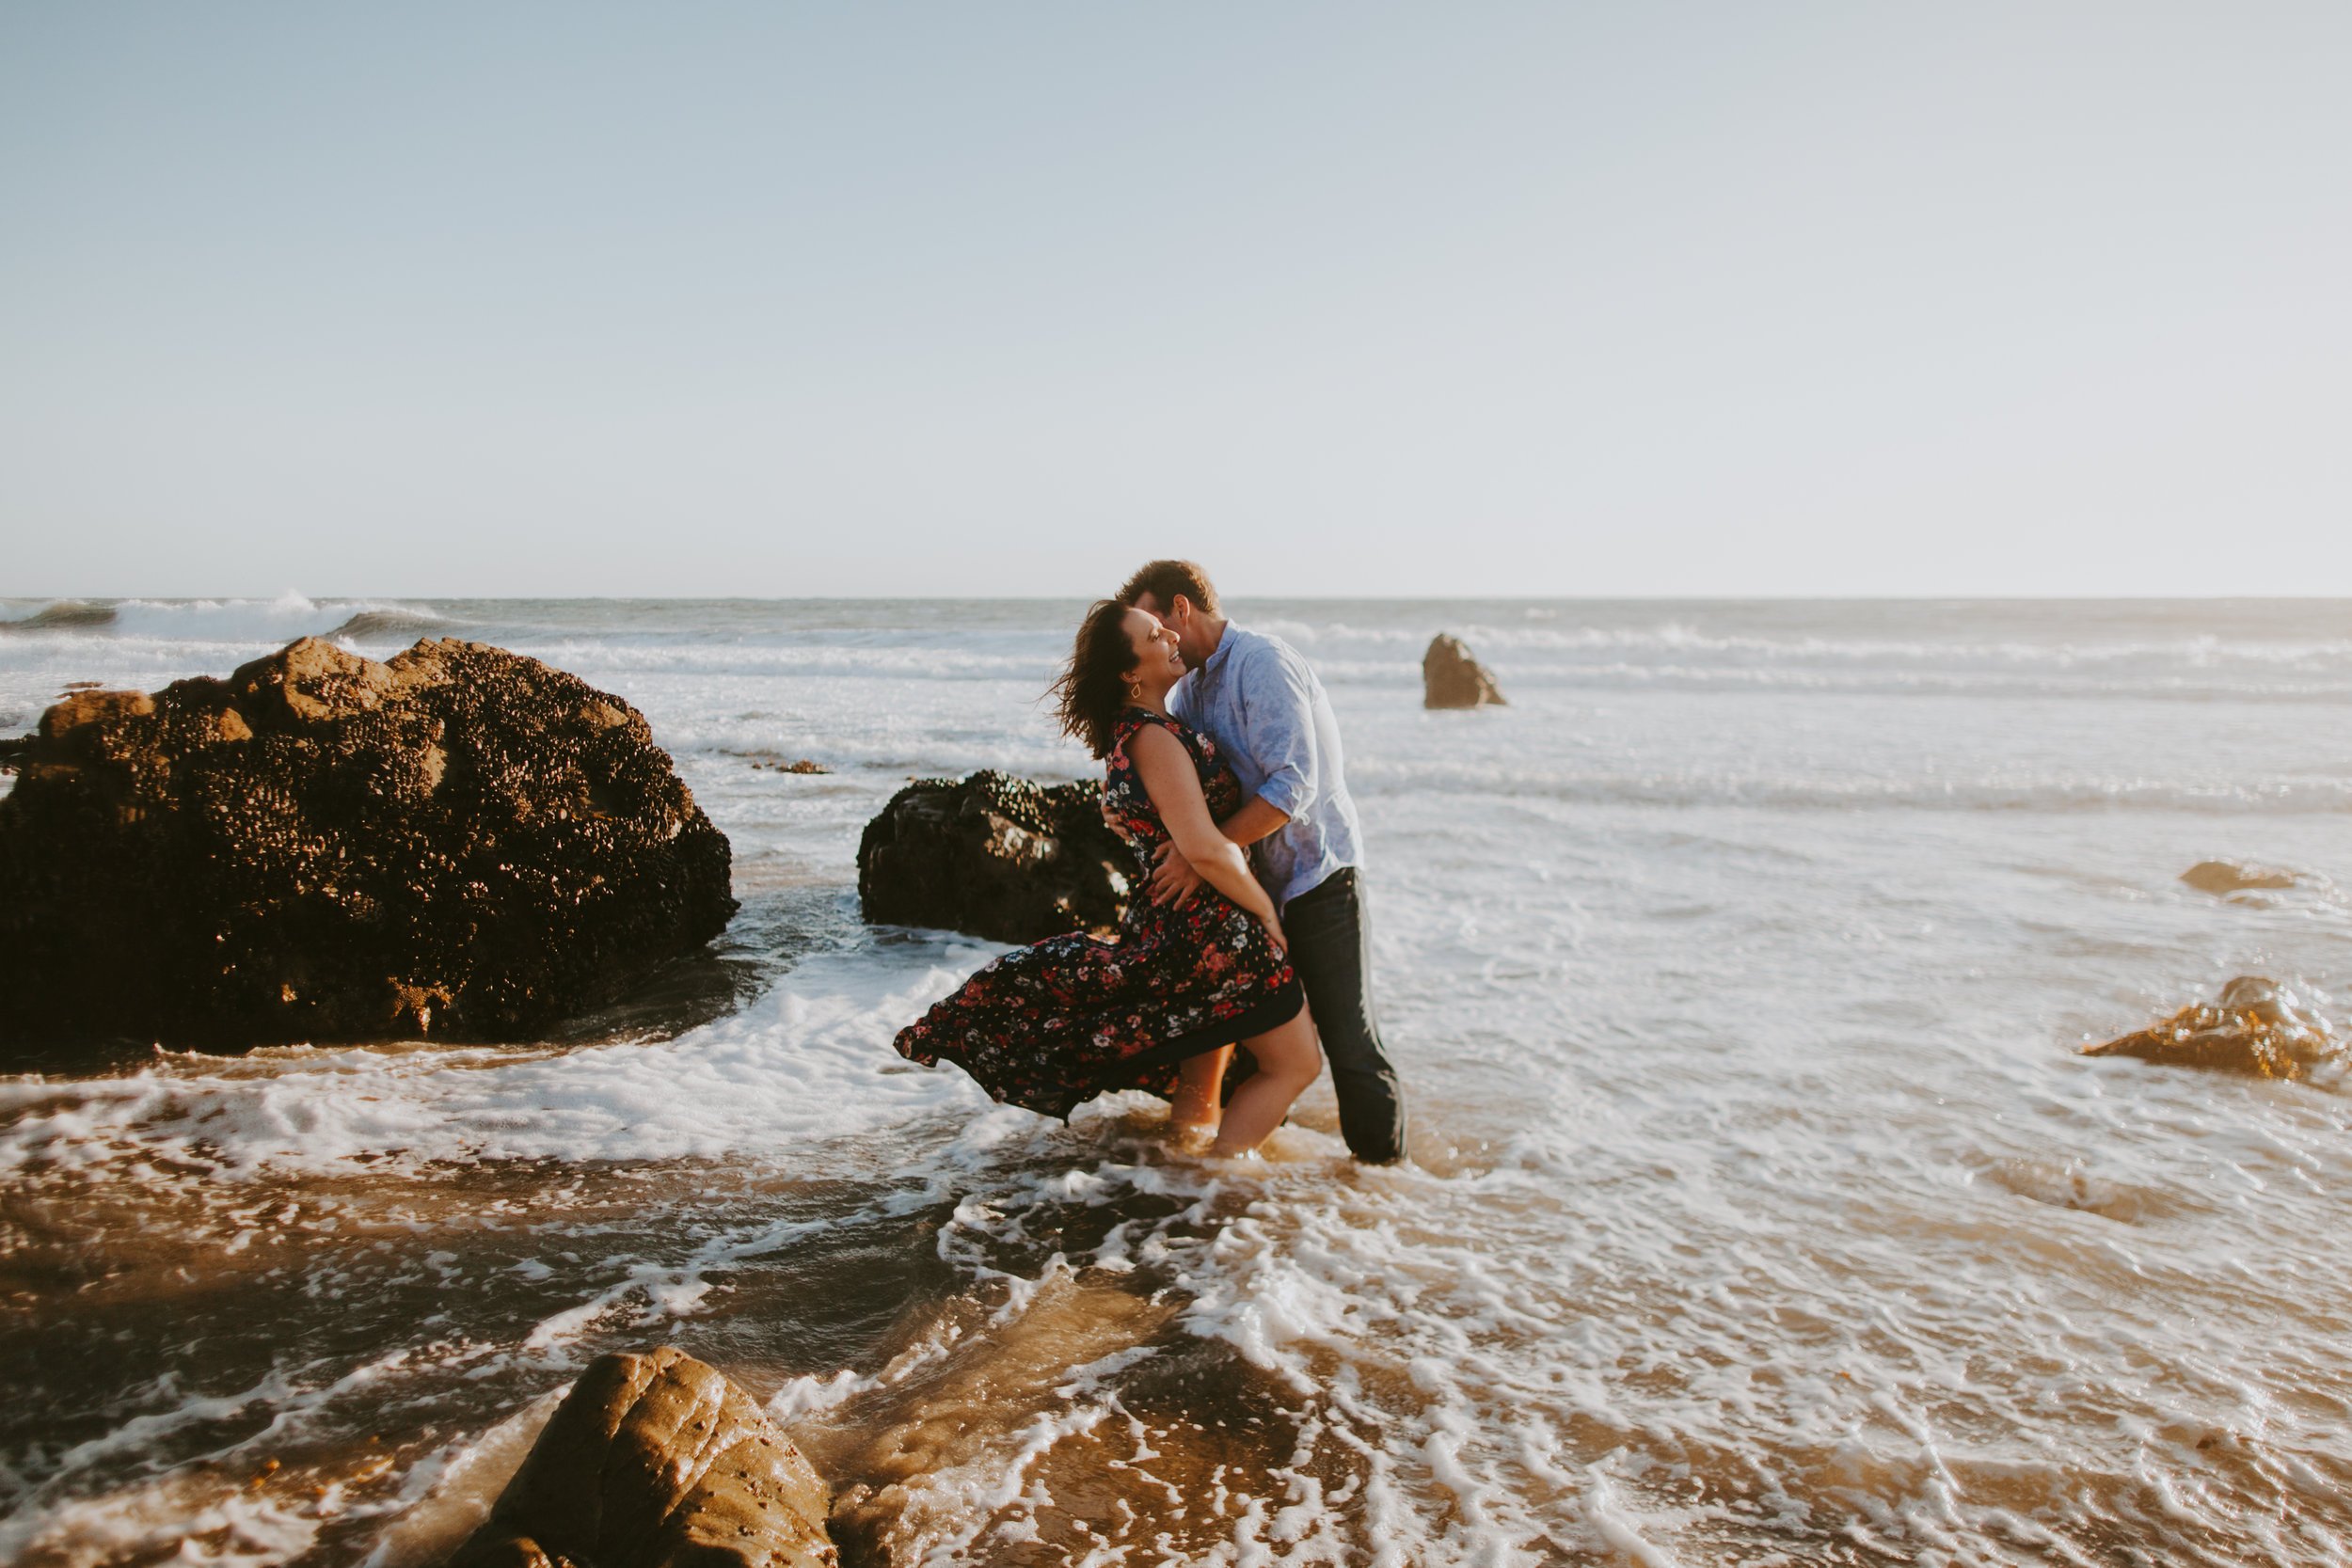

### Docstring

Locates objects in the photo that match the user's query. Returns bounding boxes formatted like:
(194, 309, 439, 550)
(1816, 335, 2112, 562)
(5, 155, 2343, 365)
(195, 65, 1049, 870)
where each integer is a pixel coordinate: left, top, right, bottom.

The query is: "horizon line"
(10, 592, 2352, 608)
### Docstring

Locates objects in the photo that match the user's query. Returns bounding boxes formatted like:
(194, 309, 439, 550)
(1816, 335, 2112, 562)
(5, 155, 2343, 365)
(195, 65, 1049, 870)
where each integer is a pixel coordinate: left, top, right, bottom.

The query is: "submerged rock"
(858, 769, 1127, 942)
(0, 637, 735, 1054)
(448, 1346, 835, 1568)
(2180, 860, 2298, 896)
(0, 599, 118, 632)
(1422, 633, 1506, 709)
(2082, 976, 2344, 1081)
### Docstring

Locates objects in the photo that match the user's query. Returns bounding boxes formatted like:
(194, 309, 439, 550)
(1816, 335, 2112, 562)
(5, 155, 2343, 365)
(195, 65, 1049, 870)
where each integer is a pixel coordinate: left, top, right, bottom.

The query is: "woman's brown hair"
(1049, 598, 1142, 758)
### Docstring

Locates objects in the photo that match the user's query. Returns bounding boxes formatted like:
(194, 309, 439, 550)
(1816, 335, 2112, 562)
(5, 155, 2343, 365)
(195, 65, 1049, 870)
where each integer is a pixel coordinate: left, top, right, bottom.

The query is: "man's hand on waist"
(1149, 841, 1206, 908)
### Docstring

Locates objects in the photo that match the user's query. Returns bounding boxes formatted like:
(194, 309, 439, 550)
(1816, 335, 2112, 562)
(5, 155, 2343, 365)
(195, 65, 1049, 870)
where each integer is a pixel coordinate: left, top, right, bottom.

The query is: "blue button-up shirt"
(1169, 623, 1363, 909)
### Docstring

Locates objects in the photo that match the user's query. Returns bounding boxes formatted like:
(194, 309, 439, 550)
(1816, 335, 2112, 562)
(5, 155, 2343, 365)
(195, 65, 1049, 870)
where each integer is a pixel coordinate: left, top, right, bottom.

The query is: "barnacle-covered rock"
(447, 1346, 835, 1568)
(0, 637, 735, 1056)
(2082, 976, 2344, 1081)
(1422, 633, 1506, 709)
(857, 769, 1127, 942)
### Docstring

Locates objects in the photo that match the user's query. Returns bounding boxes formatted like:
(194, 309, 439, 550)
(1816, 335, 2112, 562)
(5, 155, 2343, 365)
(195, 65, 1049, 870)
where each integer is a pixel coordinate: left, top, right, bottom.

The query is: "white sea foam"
(81, 594, 437, 647)
(9, 598, 2352, 1566)
(0, 945, 999, 1180)
(0, 1469, 329, 1568)
(1345, 756, 2352, 816)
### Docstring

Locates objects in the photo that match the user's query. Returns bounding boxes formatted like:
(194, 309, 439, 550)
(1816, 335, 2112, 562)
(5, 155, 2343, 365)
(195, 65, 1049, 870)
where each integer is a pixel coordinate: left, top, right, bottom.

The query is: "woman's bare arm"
(1128, 724, 1281, 934)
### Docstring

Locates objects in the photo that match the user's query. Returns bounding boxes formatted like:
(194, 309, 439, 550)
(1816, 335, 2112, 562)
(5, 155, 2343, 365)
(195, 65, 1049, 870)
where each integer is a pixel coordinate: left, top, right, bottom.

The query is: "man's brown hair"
(1117, 560, 1219, 616)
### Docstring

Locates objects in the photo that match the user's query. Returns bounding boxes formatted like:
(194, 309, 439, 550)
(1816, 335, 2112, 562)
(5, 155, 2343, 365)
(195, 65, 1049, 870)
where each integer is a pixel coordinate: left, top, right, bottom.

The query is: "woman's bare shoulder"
(1126, 716, 1184, 758)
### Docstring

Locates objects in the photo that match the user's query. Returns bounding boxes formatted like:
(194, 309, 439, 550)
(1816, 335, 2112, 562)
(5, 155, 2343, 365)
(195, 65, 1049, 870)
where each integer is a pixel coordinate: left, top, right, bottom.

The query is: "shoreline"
(6, 598, 2350, 1564)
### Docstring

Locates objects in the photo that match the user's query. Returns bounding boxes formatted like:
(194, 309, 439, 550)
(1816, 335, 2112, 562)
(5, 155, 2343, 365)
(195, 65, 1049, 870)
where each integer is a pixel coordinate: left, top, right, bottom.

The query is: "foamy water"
(4, 596, 2350, 1566)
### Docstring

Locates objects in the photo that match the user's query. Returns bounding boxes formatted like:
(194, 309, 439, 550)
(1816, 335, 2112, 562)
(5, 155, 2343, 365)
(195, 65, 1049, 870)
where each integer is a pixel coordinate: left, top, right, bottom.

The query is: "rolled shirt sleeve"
(1179, 623, 1363, 909)
(1240, 642, 1319, 819)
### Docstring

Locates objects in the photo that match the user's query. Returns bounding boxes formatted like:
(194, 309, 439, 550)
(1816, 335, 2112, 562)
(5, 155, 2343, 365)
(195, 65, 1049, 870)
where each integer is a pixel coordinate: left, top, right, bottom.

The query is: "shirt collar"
(1199, 622, 1239, 678)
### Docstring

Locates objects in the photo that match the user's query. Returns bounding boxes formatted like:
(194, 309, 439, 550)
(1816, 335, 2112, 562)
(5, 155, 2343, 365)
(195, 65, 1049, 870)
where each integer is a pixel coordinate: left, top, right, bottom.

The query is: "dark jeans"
(1282, 868, 1408, 1164)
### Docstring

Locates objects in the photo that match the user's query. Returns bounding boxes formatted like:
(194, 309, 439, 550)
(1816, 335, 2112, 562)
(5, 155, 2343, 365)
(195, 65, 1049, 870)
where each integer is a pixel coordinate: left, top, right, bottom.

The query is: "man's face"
(1133, 592, 1212, 670)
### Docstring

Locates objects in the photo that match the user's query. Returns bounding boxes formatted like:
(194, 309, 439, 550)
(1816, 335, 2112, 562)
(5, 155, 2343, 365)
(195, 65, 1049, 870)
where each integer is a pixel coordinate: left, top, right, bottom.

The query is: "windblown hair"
(1049, 598, 1142, 758)
(1117, 559, 1220, 616)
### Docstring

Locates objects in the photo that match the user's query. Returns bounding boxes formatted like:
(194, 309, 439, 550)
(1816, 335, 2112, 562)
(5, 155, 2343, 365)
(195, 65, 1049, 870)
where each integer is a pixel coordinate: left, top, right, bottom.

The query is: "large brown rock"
(857, 770, 1128, 942)
(0, 637, 735, 1054)
(448, 1347, 835, 1568)
(40, 688, 156, 736)
(1422, 633, 1506, 709)
(2082, 976, 2344, 1081)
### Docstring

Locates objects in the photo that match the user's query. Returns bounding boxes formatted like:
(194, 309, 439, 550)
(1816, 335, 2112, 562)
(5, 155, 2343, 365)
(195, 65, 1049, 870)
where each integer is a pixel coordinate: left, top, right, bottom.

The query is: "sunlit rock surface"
(857, 769, 1127, 942)
(2083, 975, 2344, 1081)
(447, 1346, 835, 1568)
(1422, 632, 1506, 709)
(2180, 859, 2298, 896)
(0, 636, 734, 1055)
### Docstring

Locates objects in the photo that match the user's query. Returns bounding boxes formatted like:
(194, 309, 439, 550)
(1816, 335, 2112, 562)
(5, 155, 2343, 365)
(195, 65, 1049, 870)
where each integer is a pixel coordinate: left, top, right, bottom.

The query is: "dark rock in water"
(0, 599, 118, 632)
(447, 1346, 835, 1568)
(1422, 633, 1506, 709)
(2180, 860, 2297, 896)
(858, 769, 1128, 942)
(0, 636, 735, 1054)
(2082, 976, 2344, 1081)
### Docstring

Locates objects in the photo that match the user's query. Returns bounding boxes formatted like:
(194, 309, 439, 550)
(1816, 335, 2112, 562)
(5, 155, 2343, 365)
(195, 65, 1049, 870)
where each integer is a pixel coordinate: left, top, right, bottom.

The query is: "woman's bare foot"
(1168, 1117, 1221, 1153)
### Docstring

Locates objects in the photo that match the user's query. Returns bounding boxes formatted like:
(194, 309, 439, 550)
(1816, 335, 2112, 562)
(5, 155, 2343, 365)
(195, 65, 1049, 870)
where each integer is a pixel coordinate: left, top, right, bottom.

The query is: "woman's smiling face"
(1122, 607, 1186, 697)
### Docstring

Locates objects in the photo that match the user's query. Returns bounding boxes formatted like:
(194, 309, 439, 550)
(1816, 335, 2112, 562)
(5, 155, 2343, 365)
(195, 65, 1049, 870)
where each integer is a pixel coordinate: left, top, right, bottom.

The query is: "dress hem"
(1078, 974, 1305, 1109)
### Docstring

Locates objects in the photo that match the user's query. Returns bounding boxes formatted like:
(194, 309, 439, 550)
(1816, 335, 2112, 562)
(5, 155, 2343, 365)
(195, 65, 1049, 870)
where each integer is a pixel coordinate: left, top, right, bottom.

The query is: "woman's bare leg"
(1170, 1043, 1234, 1138)
(1210, 1012, 1322, 1156)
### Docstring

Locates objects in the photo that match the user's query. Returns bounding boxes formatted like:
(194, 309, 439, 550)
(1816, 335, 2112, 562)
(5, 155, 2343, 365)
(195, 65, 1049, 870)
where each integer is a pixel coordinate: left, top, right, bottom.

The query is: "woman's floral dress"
(893, 708, 1301, 1120)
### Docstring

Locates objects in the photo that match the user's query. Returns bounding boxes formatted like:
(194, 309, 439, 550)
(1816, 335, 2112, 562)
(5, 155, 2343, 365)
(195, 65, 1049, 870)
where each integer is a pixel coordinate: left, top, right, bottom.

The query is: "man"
(1116, 560, 1408, 1164)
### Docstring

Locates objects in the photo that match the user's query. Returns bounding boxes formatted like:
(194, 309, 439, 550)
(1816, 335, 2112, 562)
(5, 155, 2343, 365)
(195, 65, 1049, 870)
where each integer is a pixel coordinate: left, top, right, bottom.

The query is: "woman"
(892, 600, 1323, 1156)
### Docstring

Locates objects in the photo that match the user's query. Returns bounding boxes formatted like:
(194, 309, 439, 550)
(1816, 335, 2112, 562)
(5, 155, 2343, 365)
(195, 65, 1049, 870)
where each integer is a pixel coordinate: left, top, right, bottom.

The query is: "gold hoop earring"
(1127, 682, 1144, 701)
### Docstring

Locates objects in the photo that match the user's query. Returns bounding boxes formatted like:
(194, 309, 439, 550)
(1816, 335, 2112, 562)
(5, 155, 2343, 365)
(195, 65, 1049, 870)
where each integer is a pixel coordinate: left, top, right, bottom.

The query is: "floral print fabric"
(893, 708, 1301, 1120)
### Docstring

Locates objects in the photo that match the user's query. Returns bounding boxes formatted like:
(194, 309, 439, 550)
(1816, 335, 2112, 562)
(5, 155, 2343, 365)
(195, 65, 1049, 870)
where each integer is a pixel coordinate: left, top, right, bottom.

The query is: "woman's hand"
(1259, 911, 1288, 957)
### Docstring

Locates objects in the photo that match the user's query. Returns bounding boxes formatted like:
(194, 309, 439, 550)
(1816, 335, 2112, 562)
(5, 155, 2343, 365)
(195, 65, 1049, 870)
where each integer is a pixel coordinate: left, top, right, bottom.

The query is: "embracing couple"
(893, 561, 1408, 1164)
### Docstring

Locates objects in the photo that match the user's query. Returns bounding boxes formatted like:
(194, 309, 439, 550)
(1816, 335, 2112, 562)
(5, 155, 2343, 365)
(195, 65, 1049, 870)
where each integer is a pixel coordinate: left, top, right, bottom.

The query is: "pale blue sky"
(4, 3, 2347, 597)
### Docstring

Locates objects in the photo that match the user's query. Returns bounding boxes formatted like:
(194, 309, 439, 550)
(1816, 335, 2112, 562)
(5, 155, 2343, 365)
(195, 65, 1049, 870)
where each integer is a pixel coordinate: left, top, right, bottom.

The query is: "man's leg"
(1283, 870, 1407, 1164)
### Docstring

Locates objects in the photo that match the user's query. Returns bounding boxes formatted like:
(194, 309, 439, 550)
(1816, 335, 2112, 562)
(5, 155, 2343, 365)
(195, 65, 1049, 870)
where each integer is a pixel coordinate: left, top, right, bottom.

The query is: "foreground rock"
(2180, 860, 2298, 896)
(0, 637, 734, 1053)
(2082, 976, 2344, 1081)
(859, 769, 1127, 942)
(1423, 633, 1506, 708)
(449, 1347, 835, 1568)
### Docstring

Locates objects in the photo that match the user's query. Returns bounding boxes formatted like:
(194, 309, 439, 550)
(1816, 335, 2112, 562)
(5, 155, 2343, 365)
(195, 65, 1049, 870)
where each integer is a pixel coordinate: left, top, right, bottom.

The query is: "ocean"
(3, 595, 2349, 1566)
